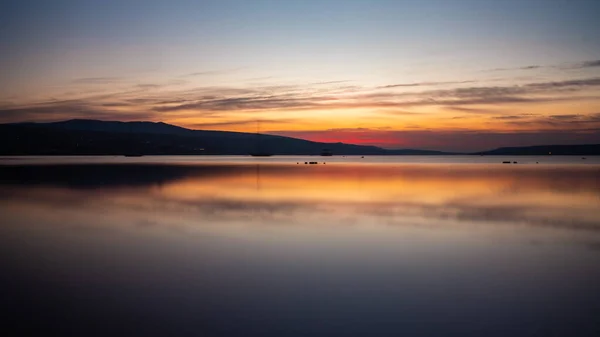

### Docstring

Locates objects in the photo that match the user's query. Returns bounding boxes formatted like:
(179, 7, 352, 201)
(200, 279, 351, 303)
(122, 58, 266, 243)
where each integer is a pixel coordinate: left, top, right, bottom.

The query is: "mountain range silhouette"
(1, 119, 599, 155)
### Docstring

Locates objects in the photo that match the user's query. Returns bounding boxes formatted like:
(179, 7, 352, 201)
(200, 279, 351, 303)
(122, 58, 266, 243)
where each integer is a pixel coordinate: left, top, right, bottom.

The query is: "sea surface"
(1, 156, 599, 336)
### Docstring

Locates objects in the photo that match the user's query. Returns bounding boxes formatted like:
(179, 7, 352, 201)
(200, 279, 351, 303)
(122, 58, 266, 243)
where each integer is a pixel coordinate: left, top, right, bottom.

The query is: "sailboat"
(250, 120, 273, 157)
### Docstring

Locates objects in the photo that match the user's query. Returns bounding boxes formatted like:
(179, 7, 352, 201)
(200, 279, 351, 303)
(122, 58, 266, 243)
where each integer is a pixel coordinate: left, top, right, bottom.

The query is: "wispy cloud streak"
(2, 76, 600, 137)
(579, 60, 600, 68)
(378, 80, 477, 89)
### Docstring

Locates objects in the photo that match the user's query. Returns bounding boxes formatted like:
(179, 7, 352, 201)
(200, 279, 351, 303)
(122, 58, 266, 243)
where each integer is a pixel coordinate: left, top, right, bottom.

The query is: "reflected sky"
(1, 162, 599, 336)
(1, 163, 599, 234)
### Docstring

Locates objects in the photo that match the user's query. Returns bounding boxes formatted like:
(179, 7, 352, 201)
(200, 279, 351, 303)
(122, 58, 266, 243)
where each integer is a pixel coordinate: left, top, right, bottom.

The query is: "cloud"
(423, 96, 563, 107)
(536, 113, 600, 125)
(421, 78, 600, 106)
(526, 77, 600, 89)
(183, 67, 246, 77)
(487, 65, 542, 72)
(154, 96, 323, 112)
(71, 77, 125, 84)
(378, 80, 476, 89)
(579, 60, 600, 68)
(549, 114, 582, 120)
(100, 102, 132, 107)
(313, 80, 353, 85)
(446, 106, 495, 114)
(434, 86, 525, 98)
(188, 118, 297, 129)
(149, 76, 600, 113)
(486, 113, 600, 131)
(127, 98, 160, 104)
(186, 71, 226, 77)
(3, 74, 600, 128)
(135, 84, 162, 89)
(492, 115, 530, 120)
(243, 76, 274, 82)
(369, 77, 600, 109)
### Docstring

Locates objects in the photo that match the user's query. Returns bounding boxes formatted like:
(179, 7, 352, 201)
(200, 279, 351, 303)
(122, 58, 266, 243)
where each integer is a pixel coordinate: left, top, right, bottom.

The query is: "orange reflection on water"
(1, 163, 598, 238)
(159, 164, 599, 210)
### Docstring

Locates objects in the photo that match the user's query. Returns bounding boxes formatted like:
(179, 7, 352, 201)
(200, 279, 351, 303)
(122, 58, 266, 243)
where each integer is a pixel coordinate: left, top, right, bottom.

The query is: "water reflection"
(1, 163, 599, 336)
(1, 164, 599, 233)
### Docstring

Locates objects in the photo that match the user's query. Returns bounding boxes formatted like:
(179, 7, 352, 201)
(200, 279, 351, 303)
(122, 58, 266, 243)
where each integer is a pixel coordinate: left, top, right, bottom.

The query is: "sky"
(1, 0, 600, 151)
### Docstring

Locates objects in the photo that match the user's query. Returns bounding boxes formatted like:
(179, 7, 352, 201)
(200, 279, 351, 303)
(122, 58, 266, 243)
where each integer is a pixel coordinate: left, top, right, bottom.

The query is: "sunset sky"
(1, 0, 599, 151)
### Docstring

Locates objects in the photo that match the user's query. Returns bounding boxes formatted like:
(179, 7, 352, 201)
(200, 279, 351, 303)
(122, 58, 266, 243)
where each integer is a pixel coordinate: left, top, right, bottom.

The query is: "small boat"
(250, 153, 273, 157)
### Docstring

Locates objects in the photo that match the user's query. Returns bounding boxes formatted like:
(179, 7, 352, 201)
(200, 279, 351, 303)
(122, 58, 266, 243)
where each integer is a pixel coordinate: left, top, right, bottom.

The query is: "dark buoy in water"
(361, 156, 364, 158)
(582, 157, 587, 160)
(513, 161, 517, 164)
(304, 162, 308, 164)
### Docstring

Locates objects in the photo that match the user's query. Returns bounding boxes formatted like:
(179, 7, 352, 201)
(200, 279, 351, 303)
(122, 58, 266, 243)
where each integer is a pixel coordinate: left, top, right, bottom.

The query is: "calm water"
(1, 156, 599, 336)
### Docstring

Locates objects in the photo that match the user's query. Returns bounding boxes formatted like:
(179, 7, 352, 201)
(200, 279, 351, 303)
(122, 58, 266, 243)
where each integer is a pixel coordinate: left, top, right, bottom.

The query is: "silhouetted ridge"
(476, 144, 600, 155)
(1, 120, 449, 155)
(48, 119, 193, 135)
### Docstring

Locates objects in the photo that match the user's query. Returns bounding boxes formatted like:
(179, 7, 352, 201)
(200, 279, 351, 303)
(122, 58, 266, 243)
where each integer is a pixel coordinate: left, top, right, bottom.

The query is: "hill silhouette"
(1, 119, 448, 155)
(476, 144, 600, 156)
(3, 120, 599, 155)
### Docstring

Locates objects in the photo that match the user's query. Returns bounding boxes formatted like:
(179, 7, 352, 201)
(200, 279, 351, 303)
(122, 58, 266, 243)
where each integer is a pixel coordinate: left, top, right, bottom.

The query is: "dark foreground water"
(1, 157, 599, 336)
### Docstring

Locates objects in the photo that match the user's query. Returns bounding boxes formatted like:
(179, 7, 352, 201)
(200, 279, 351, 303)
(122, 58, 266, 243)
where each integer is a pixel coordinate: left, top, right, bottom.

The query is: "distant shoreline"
(2, 120, 600, 156)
